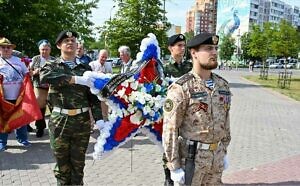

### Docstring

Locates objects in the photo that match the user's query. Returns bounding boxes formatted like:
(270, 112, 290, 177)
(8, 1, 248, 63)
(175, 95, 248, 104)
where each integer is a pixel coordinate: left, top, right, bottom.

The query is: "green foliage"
(99, 0, 169, 58)
(242, 20, 300, 66)
(184, 31, 194, 42)
(219, 34, 235, 62)
(0, 0, 99, 56)
(240, 32, 253, 61)
(248, 24, 268, 62)
(271, 20, 300, 58)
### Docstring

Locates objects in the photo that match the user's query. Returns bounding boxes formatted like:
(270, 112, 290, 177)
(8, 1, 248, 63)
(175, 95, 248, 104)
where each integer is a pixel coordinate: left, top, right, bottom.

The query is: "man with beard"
(162, 33, 231, 185)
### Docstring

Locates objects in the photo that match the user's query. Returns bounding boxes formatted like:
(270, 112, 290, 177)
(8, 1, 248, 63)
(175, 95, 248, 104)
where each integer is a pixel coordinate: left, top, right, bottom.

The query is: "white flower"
(130, 81, 139, 90)
(144, 119, 151, 126)
(127, 104, 136, 113)
(143, 105, 152, 114)
(149, 110, 155, 117)
(117, 87, 126, 97)
(155, 84, 161, 92)
(136, 93, 146, 104)
(140, 87, 147, 93)
(121, 81, 129, 88)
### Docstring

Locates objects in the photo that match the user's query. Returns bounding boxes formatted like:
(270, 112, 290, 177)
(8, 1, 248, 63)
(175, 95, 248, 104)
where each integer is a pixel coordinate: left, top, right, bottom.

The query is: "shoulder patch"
(163, 99, 174, 112)
(213, 73, 228, 84)
(175, 73, 194, 85)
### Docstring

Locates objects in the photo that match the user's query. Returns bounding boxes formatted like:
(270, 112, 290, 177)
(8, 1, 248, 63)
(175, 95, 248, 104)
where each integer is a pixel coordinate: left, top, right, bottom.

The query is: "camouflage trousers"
(176, 139, 226, 186)
(48, 111, 91, 185)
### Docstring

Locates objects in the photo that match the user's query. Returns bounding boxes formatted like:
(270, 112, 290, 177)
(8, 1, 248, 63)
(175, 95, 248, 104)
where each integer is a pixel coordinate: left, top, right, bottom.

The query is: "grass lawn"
(244, 75, 300, 101)
(113, 66, 121, 74)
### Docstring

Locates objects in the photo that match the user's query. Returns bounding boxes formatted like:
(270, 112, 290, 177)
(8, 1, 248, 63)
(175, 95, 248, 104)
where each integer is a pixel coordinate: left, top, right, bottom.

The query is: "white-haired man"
(118, 45, 133, 73)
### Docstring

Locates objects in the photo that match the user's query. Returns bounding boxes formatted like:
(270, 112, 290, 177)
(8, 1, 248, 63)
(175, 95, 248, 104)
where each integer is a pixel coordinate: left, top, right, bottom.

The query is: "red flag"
(0, 74, 42, 133)
(138, 58, 159, 83)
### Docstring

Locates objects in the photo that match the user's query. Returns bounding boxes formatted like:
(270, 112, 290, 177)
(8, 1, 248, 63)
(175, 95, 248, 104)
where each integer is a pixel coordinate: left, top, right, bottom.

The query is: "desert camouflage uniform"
(163, 57, 192, 78)
(162, 56, 192, 186)
(40, 58, 102, 185)
(163, 71, 231, 186)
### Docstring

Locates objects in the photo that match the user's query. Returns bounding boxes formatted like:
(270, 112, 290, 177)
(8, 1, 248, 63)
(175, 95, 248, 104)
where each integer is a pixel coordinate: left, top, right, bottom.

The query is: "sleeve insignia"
(164, 99, 174, 112)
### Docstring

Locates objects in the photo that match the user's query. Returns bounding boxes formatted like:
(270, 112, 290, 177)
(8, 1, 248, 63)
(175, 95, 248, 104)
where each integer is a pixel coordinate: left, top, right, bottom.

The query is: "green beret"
(55, 30, 78, 44)
(187, 33, 219, 49)
(168, 34, 186, 46)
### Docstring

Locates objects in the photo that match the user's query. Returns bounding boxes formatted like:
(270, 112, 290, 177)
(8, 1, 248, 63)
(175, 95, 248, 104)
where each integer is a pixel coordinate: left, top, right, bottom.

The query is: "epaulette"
(213, 73, 228, 84)
(175, 73, 194, 85)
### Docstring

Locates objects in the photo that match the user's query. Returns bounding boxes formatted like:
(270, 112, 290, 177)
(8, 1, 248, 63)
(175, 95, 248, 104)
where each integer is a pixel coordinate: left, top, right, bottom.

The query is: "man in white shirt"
(89, 49, 112, 73)
(89, 49, 112, 120)
(118, 45, 133, 73)
(0, 37, 31, 151)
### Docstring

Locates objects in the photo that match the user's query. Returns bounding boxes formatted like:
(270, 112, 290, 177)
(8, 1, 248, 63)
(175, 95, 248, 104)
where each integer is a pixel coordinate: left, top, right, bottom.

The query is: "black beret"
(168, 34, 186, 46)
(187, 33, 219, 49)
(55, 30, 78, 44)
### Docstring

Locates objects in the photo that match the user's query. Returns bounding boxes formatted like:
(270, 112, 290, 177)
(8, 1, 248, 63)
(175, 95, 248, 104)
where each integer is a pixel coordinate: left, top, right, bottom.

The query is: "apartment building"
(186, 0, 217, 34)
(216, 0, 300, 39)
(185, 0, 299, 37)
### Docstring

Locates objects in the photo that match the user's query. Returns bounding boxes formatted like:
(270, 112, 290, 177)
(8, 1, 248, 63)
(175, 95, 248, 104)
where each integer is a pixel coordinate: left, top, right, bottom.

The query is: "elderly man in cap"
(163, 33, 231, 185)
(163, 34, 192, 80)
(0, 37, 31, 151)
(39, 30, 102, 185)
(29, 39, 55, 137)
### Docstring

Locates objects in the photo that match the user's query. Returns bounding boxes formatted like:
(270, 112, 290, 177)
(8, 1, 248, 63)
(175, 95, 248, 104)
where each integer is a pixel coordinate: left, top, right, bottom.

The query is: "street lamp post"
(236, 29, 241, 70)
(110, 5, 116, 21)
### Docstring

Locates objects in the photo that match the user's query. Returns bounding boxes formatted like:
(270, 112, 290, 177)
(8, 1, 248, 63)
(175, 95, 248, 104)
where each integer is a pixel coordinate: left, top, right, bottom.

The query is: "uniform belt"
(52, 106, 89, 116)
(186, 139, 220, 151)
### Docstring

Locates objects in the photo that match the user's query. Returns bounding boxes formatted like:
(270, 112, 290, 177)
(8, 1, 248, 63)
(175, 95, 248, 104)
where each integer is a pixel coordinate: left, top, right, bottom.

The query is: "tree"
(240, 32, 253, 62)
(219, 34, 235, 66)
(248, 23, 275, 79)
(271, 20, 300, 87)
(184, 31, 194, 43)
(271, 20, 300, 60)
(0, 0, 99, 56)
(101, 0, 169, 58)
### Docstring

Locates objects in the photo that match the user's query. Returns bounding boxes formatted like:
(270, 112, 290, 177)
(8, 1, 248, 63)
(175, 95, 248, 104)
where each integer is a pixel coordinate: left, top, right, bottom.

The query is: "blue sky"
(91, 0, 300, 33)
(91, 0, 194, 32)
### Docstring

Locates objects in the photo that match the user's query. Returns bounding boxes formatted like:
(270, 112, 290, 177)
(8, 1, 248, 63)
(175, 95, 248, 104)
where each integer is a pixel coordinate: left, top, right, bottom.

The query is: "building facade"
(186, 0, 300, 36)
(216, 0, 300, 39)
(166, 24, 182, 37)
(186, 0, 217, 34)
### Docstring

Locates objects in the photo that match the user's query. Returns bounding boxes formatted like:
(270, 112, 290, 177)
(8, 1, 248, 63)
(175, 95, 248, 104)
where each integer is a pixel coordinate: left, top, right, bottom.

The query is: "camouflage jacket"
(30, 55, 56, 88)
(163, 56, 192, 78)
(39, 58, 102, 120)
(162, 71, 231, 170)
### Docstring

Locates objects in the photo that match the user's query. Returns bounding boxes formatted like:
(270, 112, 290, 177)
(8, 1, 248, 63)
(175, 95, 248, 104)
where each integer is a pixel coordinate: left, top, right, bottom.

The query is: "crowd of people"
(0, 31, 231, 186)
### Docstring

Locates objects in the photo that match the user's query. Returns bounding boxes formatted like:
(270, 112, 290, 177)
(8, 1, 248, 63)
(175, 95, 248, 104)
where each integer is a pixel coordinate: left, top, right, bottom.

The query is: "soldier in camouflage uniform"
(40, 30, 102, 185)
(163, 34, 192, 186)
(163, 34, 192, 80)
(163, 33, 231, 186)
